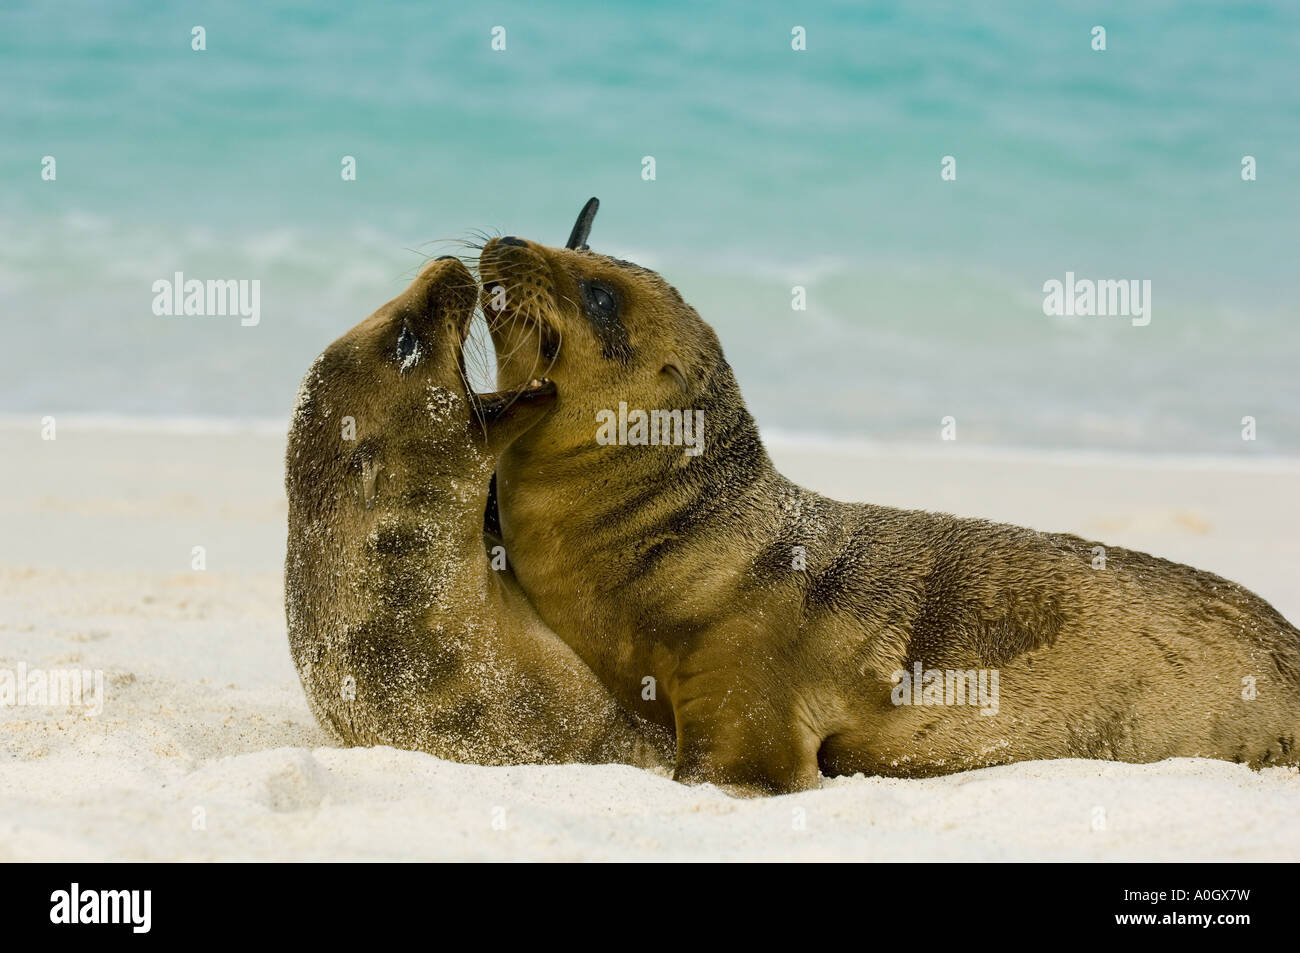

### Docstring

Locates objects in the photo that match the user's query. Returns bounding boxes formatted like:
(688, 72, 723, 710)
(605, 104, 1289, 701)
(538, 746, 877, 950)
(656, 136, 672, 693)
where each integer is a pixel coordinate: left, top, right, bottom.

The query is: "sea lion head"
(286, 256, 557, 518)
(477, 199, 729, 451)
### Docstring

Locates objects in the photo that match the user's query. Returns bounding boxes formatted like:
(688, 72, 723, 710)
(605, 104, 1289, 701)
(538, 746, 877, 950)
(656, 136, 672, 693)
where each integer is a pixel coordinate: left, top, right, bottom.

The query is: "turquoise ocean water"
(1, 0, 1297, 454)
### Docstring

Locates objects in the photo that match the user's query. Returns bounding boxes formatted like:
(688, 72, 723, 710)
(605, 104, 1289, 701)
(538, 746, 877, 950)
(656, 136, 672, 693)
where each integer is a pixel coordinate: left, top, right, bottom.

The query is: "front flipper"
(670, 670, 822, 796)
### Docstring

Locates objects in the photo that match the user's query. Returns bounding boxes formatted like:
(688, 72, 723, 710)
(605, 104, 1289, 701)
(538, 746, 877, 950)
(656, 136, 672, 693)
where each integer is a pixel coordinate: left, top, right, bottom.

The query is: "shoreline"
(4, 419, 1297, 618)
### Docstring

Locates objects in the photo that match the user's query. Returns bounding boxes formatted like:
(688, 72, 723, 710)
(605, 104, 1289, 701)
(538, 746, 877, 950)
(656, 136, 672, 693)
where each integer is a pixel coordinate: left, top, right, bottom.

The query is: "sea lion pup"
(284, 255, 672, 768)
(477, 199, 1300, 794)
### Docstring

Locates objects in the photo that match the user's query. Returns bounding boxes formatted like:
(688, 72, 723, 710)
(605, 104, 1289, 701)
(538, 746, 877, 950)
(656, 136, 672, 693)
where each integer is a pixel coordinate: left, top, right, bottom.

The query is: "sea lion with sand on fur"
(477, 198, 1300, 794)
(285, 254, 671, 768)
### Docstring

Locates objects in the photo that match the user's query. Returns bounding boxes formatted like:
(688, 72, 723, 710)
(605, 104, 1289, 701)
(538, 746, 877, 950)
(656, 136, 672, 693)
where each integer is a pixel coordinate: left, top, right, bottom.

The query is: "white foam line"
(0, 413, 288, 436)
(3, 414, 1297, 474)
(762, 428, 1300, 474)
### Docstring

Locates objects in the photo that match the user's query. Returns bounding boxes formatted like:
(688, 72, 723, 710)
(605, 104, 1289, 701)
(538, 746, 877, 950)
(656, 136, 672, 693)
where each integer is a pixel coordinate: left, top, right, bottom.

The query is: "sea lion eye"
(396, 326, 418, 364)
(578, 279, 632, 363)
(582, 281, 617, 317)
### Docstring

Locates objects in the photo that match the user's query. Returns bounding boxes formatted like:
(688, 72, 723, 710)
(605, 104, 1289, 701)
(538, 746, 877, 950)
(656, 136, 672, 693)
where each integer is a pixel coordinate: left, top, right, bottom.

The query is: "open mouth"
(468, 377, 557, 421)
(459, 266, 561, 420)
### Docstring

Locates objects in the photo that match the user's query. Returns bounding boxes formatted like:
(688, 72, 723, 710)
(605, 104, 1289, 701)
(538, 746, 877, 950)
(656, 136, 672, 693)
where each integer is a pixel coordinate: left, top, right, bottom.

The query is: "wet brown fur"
(479, 235, 1300, 794)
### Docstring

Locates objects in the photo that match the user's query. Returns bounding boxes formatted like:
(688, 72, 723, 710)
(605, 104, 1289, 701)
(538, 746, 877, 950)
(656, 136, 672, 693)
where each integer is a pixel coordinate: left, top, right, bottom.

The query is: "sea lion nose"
(499, 236, 527, 247)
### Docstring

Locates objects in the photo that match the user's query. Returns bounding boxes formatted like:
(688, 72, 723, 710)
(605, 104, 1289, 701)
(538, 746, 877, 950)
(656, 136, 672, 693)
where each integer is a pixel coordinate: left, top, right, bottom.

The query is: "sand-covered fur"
(284, 257, 671, 767)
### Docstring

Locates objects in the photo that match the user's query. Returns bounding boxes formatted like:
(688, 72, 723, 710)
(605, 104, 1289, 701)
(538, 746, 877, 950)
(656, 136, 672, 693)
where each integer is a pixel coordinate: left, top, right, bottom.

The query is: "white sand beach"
(2, 419, 1298, 862)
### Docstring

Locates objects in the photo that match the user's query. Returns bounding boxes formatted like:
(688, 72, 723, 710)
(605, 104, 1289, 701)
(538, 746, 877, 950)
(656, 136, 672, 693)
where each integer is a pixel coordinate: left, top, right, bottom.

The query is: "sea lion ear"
(565, 197, 599, 251)
(661, 358, 688, 393)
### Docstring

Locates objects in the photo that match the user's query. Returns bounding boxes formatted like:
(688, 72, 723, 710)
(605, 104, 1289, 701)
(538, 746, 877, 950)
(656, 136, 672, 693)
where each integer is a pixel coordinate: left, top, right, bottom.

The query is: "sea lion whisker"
(489, 306, 539, 366)
(479, 347, 545, 421)
(479, 261, 557, 367)
(465, 227, 501, 250)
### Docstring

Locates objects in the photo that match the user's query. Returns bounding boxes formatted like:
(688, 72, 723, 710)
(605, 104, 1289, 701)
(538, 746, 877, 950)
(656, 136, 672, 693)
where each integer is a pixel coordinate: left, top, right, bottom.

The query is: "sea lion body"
(478, 225, 1300, 793)
(285, 257, 671, 767)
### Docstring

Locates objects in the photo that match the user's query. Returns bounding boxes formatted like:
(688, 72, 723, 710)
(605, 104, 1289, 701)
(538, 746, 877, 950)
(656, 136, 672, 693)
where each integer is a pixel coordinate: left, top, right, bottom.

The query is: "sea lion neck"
(495, 384, 782, 581)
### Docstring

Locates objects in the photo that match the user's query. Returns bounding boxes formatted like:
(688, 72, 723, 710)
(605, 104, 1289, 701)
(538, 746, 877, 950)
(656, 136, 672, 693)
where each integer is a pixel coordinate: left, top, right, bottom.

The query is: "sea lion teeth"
(478, 208, 1300, 796)
(284, 254, 670, 769)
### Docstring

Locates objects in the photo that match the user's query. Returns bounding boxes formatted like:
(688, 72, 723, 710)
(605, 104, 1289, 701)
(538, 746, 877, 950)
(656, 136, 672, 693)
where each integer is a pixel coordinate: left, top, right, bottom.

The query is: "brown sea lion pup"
(477, 198, 1300, 794)
(284, 255, 672, 768)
